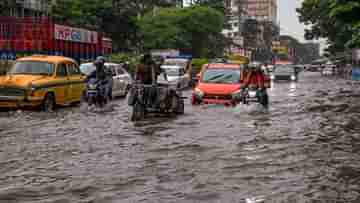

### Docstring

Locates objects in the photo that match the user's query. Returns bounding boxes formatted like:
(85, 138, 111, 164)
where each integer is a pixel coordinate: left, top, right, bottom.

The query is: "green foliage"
(192, 0, 226, 14)
(191, 58, 209, 74)
(108, 53, 141, 75)
(51, 0, 175, 51)
(51, 1, 226, 56)
(297, 0, 360, 54)
(138, 6, 225, 58)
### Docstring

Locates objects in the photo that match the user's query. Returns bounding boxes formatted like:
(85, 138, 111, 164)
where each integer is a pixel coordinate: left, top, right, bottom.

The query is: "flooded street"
(1, 72, 360, 203)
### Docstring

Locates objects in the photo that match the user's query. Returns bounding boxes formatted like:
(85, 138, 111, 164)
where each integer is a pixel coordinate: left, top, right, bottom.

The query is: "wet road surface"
(1, 72, 360, 203)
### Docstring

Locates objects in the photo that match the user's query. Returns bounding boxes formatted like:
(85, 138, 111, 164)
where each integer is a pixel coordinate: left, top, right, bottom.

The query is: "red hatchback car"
(192, 63, 243, 106)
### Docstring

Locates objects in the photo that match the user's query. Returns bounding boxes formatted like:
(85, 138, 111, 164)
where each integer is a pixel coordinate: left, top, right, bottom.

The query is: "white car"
(80, 62, 132, 97)
(322, 66, 335, 75)
(158, 66, 190, 89)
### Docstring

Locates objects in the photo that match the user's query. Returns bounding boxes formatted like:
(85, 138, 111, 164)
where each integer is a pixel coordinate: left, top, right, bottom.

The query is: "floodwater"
(1, 72, 360, 203)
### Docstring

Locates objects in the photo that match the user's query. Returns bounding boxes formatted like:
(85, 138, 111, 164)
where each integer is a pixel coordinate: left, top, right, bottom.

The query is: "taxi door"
(54, 63, 71, 105)
(66, 62, 86, 102)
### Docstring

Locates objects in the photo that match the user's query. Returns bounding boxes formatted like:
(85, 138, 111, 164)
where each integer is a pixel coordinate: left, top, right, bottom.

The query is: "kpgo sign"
(54, 24, 98, 44)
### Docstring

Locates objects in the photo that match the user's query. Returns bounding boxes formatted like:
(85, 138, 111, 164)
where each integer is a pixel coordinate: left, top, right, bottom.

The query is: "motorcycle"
(241, 86, 269, 107)
(83, 78, 110, 108)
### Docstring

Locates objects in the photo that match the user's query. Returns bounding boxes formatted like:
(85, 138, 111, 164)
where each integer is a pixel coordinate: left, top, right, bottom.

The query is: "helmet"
(249, 62, 262, 70)
(94, 56, 105, 66)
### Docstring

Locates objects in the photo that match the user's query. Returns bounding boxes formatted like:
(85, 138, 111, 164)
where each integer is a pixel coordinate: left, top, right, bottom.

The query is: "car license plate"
(249, 91, 256, 98)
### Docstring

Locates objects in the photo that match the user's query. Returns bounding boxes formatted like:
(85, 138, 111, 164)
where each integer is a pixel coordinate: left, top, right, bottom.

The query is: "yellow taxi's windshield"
(10, 61, 55, 76)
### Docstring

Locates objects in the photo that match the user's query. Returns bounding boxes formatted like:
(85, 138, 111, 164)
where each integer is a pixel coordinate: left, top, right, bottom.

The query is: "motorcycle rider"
(86, 56, 112, 100)
(240, 63, 251, 83)
(133, 53, 158, 107)
(135, 53, 156, 85)
(242, 62, 269, 108)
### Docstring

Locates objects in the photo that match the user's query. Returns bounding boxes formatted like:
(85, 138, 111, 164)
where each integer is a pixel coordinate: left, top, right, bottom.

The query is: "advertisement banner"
(151, 49, 179, 58)
(230, 47, 245, 56)
(54, 24, 98, 44)
(352, 67, 360, 81)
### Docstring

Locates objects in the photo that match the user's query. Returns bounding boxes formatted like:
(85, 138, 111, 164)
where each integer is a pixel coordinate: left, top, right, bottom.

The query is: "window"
(67, 63, 81, 75)
(116, 66, 125, 75)
(106, 65, 116, 76)
(10, 61, 54, 76)
(202, 69, 240, 84)
(56, 63, 68, 77)
(79, 63, 95, 76)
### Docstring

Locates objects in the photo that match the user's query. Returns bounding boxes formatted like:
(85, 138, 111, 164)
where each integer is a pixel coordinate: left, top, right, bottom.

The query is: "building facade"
(1, 0, 53, 17)
(244, 0, 277, 23)
(303, 43, 320, 59)
(223, 0, 251, 57)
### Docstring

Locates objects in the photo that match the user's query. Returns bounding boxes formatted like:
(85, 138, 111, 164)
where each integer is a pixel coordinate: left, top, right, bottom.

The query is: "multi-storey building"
(1, 0, 53, 17)
(244, 0, 277, 23)
(223, 0, 250, 56)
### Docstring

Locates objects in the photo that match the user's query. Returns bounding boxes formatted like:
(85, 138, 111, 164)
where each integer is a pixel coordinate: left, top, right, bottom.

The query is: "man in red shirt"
(242, 62, 268, 108)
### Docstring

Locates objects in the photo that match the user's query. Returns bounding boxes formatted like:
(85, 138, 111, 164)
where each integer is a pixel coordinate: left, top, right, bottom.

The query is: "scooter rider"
(242, 62, 269, 108)
(86, 56, 112, 100)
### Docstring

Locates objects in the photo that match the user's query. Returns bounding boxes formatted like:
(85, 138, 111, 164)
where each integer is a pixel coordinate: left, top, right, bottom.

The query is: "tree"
(191, 0, 226, 14)
(297, 0, 360, 55)
(138, 6, 225, 58)
(51, 0, 180, 52)
(328, 0, 360, 47)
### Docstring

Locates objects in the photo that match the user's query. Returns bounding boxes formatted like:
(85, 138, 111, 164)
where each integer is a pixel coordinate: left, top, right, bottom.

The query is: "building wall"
(8, 0, 52, 17)
(244, 0, 277, 23)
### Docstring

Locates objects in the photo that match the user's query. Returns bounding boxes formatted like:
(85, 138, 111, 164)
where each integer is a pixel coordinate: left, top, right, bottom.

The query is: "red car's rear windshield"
(202, 68, 240, 84)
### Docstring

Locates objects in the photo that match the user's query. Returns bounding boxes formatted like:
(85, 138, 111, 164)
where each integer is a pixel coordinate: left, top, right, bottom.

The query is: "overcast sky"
(278, 0, 306, 41)
(279, 0, 326, 52)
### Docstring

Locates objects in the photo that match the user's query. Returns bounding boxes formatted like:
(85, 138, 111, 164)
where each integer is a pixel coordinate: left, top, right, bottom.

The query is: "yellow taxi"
(0, 55, 86, 111)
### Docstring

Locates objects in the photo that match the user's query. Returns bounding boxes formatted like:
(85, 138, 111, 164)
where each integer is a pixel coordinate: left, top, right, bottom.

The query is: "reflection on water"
(0, 72, 360, 202)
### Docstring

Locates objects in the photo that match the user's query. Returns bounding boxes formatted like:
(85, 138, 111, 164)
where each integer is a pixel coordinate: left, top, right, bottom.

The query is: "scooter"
(241, 86, 269, 107)
(83, 78, 110, 108)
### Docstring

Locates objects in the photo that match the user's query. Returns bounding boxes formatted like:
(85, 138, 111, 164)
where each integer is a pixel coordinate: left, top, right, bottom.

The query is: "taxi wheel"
(42, 93, 55, 112)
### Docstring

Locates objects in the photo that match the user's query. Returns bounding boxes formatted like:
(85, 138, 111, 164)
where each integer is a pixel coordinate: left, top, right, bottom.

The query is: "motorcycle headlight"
(89, 84, 97, 89)
(270, 75, 275, 80)
(194, 88, 204, 98)
(291, 75, 296, 80)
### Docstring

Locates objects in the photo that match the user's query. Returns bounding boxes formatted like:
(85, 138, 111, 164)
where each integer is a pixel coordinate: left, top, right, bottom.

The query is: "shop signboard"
(151, 49, 179, 58)
(54, 24, 98, 44)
